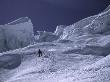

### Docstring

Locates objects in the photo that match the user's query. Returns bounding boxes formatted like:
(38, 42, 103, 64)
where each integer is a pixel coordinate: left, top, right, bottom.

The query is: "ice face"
(0, 17, 34, 52)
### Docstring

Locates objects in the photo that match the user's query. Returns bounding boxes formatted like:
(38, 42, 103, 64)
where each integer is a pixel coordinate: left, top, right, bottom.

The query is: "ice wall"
(0, 17, 34, 52)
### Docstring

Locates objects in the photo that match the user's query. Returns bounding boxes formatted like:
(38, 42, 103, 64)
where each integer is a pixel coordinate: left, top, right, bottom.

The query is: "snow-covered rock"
(0, 17, 34, 52)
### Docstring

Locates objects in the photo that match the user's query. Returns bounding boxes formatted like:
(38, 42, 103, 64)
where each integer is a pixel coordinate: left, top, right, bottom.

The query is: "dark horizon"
(0, 0, 109, 32)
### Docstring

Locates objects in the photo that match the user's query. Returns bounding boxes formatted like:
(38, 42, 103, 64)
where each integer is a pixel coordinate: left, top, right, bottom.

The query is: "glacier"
(1, 5, 110, 82)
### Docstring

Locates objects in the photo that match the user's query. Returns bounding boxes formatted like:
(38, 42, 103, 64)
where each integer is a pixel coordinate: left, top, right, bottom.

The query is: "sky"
(0, 0, 109, 32)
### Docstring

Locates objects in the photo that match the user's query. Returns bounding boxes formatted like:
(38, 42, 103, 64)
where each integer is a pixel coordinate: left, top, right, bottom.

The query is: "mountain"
(1, 5, 110, 82)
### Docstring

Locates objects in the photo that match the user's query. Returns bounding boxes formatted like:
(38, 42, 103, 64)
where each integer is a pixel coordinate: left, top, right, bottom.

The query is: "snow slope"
(0, 42, 103, 82)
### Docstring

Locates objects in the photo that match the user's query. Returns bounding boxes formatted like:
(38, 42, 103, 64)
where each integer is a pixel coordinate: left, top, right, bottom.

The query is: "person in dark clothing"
(38, 49, 43, 57)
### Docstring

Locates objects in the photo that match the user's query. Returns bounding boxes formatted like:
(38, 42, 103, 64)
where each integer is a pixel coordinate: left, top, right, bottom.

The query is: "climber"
(38, 49, 43, 57)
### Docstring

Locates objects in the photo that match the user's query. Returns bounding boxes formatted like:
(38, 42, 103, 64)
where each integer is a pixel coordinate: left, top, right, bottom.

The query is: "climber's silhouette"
(38, 49, 42, 57)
